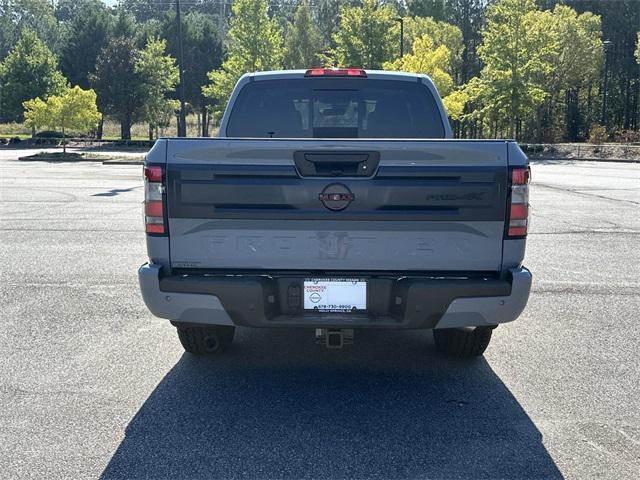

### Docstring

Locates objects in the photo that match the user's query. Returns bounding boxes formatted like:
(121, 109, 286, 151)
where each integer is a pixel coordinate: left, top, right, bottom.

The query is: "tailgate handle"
(294, 151, 379, 177)
(304, 153, 369, 164)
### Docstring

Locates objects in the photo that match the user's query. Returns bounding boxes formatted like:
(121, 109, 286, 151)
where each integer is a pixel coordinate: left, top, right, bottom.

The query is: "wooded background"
(0, 0, 638, 142)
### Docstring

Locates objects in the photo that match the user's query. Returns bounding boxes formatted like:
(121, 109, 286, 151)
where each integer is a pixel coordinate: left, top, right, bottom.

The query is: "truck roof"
(246, 69, 435, 84)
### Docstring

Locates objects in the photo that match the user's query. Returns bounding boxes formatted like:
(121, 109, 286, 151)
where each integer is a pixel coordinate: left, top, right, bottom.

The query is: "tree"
(330, 0, 399, 69)
(161, 11, 224, 136)
(558, 0, 640, 132)
(0, 29, 66, 122)
(111, 8, 137, 40)
(283, 1, 322, 69)
(539, 5, 603, 141)
(55, 0, 104, 23)
(135, 37, 179, 139)
(406, 0, 448, 20)
(59, 0, 113, 89)
(316, 0, 348, 48)
(383, 34, 466, 119)
(402, 16, 463, 80)
(120, 0, 172, 23)
(385, 35, 453, 95)
(636, 32, 640, 65)
(23, 86, 101, 153)
(444, 0, 485, 83)
(0, 0, 61, 59)
(90, 37, 145, 139)
(470, 0, 556, 139)
(203, 0, 283, 117)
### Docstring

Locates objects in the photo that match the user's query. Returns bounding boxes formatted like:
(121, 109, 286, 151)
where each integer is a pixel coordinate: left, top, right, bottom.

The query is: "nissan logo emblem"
(319, 183, 355, 211)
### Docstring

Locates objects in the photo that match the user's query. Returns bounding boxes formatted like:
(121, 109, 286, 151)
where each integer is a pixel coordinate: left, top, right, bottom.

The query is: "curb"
(529, 157, 639, 164)
(102, 160, 143, 165)
(17, 156, 94, 162)
(17, 155, 143, 164)
(17, 155, 638, 166)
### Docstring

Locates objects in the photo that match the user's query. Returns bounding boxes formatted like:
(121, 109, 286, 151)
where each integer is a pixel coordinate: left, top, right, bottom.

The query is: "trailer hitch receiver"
(315, 329, 354, 349)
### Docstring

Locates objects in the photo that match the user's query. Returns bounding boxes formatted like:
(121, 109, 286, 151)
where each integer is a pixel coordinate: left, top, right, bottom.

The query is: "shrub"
(588, 124, 608, 144)
(612, 130, 640, 144)
(35, 130, 63, 138)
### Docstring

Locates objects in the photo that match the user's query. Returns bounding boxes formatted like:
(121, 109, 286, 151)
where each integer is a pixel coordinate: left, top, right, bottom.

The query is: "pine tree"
(90, 37, 146, 139)
(283, 1, 322, 69)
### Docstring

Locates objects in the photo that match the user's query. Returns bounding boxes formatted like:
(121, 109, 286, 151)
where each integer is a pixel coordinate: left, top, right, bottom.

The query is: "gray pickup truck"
(139, 68, 531, 358)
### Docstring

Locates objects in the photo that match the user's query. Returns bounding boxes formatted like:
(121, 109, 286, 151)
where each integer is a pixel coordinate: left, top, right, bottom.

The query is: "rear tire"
(433, 327, 493, 358)
(176, 325, 235, 355)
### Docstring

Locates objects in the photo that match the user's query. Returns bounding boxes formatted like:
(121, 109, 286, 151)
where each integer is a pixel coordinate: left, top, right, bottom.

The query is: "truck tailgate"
(164, 139, 508, 272)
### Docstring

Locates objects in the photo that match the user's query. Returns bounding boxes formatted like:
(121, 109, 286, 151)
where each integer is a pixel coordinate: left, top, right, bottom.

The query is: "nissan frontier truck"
(138, 69, 532, 357)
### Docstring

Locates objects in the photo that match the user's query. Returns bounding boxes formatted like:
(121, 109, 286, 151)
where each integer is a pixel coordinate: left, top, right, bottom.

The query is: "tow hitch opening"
(315, 328, 354, 349)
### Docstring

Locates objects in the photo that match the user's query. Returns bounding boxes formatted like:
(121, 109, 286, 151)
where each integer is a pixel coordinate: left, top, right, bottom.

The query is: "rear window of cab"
(226, 78, 446, 139)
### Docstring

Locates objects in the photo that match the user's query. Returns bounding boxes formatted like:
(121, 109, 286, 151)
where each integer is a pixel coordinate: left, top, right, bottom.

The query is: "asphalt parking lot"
(1, 152, 639, 479)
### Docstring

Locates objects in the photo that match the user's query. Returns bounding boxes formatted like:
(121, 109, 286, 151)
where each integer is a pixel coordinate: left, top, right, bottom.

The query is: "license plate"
(303, 278, 367, 313)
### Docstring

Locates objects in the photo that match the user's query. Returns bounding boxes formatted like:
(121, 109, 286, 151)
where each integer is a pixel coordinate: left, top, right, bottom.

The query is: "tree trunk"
(97, 115, 104, 141)
(566, 88, 581, 142)
(509, 29, 519, 140)
(202, 105, 208, 137)
(62, 126, 66, 155)
(535, 103, 543, 144)
(632, 77, 639, 131)
(121, 114, 132, 140)
(624, 75, 631, 129)
(148, 124, 153, 141)
(586, 85, 592, 138)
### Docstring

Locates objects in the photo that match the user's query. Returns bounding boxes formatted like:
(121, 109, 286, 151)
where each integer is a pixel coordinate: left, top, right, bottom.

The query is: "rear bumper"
(138, 264, 532, 329)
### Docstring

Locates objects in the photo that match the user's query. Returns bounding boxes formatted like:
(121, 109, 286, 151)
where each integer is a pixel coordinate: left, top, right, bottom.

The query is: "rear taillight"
(143, 165, 166, 235)
(506, 167, 530, 238)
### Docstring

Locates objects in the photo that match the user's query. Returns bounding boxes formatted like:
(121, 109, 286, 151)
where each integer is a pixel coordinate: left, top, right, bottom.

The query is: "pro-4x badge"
(319, 183, 355, 211)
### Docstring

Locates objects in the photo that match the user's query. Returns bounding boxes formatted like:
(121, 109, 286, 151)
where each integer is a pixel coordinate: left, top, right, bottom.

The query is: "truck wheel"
(176, 325, 235, 355)
(433, 327, 493, 358)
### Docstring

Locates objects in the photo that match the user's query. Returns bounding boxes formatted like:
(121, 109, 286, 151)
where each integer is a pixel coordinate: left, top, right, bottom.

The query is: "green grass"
(19, 151, 144, 162)
(0, 122, 30, 137)
(101, 135, 150, 141)
(0, 113, 218, 141)
(0, 133, 32, 140)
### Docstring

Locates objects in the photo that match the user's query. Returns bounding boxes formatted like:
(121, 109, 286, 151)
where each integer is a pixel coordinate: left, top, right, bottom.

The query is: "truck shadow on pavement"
(102, 328, 562, 479)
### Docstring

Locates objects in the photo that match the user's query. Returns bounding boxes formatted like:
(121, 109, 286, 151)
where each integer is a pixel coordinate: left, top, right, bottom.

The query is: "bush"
(612, 130, 640, 144)
(35, 130, 64, 138)
(112, 139, 155, 148)
(34, 138, 61, 146)
(588, 124, 608, 144)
